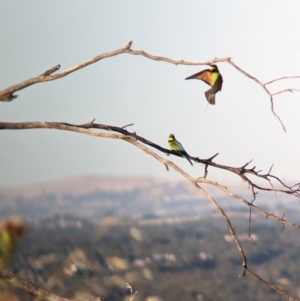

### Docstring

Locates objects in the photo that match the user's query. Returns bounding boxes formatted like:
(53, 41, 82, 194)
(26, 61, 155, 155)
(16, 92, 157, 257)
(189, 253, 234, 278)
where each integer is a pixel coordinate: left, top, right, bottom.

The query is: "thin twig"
(265, 75, 300, 85)
(196, 177, 300, 230)
(272, 88, 300, 96)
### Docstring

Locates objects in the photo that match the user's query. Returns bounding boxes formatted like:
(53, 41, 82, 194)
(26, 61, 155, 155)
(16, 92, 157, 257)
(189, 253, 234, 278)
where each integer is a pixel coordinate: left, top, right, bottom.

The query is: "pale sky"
(1, 1, 300, 187)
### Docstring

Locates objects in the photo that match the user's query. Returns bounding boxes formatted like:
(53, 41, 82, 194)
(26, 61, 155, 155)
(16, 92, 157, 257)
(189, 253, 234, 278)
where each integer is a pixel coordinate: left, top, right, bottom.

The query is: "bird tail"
(182, 154, 193, 166)
(204, 88, 216, 105)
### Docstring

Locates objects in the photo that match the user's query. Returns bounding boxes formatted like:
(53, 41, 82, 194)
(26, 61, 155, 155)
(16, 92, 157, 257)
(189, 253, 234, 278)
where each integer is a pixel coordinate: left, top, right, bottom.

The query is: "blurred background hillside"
(1, 176, 300, 301)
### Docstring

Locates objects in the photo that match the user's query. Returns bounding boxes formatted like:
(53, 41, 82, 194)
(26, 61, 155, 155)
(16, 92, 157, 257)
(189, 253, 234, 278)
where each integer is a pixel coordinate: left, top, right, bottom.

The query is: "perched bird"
(168, 134, 193, 166)
(0, 217, 26, 269)
(185, 64, 223, 105)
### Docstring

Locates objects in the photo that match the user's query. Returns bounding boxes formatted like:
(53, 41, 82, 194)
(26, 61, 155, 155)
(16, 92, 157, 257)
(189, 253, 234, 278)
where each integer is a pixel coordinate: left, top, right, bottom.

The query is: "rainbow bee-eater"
(185, 64, 223, 105)
(168, 134, 193, 166)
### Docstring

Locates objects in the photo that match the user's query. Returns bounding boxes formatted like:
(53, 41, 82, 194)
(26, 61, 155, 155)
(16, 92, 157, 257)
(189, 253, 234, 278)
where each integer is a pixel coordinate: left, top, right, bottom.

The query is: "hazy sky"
(1, 1, 300, 187)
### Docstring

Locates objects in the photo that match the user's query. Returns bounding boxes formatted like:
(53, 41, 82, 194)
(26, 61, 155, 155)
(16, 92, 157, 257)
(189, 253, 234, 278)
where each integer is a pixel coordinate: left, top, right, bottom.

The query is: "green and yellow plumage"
(0, 217, 26, 269)
(168, 134, 193, 166)
(185, 64, 223, 105)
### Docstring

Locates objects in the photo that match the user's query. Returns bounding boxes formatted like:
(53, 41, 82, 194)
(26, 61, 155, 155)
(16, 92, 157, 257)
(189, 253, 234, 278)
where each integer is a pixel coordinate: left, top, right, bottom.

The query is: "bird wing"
(170, 140, 186, 152)
(175, 140, 186, 152)
(185, 69, 212, 86)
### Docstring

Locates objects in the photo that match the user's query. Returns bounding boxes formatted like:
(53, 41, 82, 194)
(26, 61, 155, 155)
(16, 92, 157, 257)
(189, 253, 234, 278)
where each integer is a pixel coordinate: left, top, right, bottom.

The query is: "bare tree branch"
(194, 183, 248, 274)
(1, 120, 299, 197)
(226, 61, 299, 132)
(246, 268, 298, 301)
(1, 41, 299, 131)
(0, 270, 104, 300)
(0, 41, 134, 102)
(196, 177, 300, 230)
(272, 88, 300, 96)
(265, 75, 300, 85)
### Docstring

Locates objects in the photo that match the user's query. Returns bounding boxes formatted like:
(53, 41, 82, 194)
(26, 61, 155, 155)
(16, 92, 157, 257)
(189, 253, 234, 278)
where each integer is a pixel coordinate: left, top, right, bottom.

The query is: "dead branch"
(194, 183, 247, 273)
(1, 120, 299, 197)
(226, 60, 299, 132)
(272, 88, 300, 96)
(246, 267, 297, 301)
(0, 270, 104, 300)
(265, 75, 300, 85)
(1, 41, 300, 131)
(0, 41, 134, 102)
(196, 177, 300, 230)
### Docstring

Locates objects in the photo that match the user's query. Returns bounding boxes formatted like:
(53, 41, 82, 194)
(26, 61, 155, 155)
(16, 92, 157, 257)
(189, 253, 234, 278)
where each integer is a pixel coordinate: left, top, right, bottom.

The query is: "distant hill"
(0, 175, 297, 221)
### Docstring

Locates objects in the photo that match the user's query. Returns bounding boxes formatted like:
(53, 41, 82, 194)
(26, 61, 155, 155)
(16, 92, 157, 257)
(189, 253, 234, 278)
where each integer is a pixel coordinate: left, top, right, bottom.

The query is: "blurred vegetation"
(2, 211, 300, 301)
